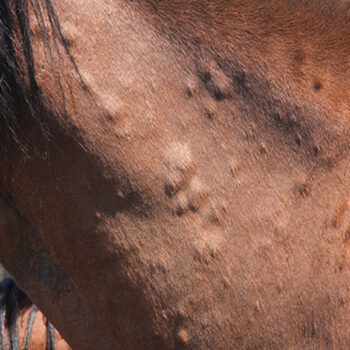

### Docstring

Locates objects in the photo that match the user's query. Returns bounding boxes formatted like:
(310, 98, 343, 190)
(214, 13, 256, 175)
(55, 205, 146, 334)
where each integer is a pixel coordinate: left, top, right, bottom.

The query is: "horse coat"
(1, 0, 350, 349)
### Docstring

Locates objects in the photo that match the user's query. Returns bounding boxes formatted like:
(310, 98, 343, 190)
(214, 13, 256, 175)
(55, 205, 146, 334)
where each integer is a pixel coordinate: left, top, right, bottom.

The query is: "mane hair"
(0, 0, 86, 156)
(0, 0, 38, 152)
(0, 277, 56, 350)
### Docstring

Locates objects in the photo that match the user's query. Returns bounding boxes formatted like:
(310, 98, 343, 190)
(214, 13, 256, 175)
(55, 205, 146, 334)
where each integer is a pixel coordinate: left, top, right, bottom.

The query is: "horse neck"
(132, 0, 350, 119)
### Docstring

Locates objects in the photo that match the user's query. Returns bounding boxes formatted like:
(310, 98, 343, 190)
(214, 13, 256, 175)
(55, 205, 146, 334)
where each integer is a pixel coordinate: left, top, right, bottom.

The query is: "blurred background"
(0, 263, 5, 279)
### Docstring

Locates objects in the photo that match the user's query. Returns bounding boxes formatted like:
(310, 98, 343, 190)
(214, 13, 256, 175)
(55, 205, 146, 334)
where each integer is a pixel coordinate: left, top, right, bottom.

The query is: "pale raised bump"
(163, 143, 194, 197)
(186, 177, 208, 212)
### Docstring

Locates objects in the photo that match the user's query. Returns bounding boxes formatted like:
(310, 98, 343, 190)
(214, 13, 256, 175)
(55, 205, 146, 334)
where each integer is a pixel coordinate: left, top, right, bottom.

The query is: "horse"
(0, 277, 71, 350)
(1, 0, 350, 348)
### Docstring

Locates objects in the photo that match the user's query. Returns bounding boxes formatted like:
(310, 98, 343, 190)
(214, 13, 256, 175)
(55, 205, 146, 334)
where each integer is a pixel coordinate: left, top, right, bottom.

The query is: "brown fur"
(1, 0, 350, 349)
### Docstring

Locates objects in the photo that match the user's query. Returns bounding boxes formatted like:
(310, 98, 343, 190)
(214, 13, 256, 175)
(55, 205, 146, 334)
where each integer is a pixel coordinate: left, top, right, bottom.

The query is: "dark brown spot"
(272, 112, 283, 123)
(222, 278, 230, 289)
(332, 199, 349, 228)
(105, 113, 114, 123)
(313, 80, 322, 91)
(185, 79, 198, 98)
(294, 48, 305, 64)
(204, 101, 217, 120)
(344, 226, 350, 243)
(297, 183, 311, 197)
(295, 133, 302, 145)
(313, 145, 320, 156)
(198, 61, 232, 100)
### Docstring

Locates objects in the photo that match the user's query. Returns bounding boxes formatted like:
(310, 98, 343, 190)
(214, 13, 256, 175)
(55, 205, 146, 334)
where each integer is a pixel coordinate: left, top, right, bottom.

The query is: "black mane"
(0, 0, 87, 156)
(0, 0, 39, 151)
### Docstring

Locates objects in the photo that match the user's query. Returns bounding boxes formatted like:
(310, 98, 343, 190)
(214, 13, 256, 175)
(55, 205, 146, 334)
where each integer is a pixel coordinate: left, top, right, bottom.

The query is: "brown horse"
(1, 0, 350, 349)
(0, 277, 70, 350)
